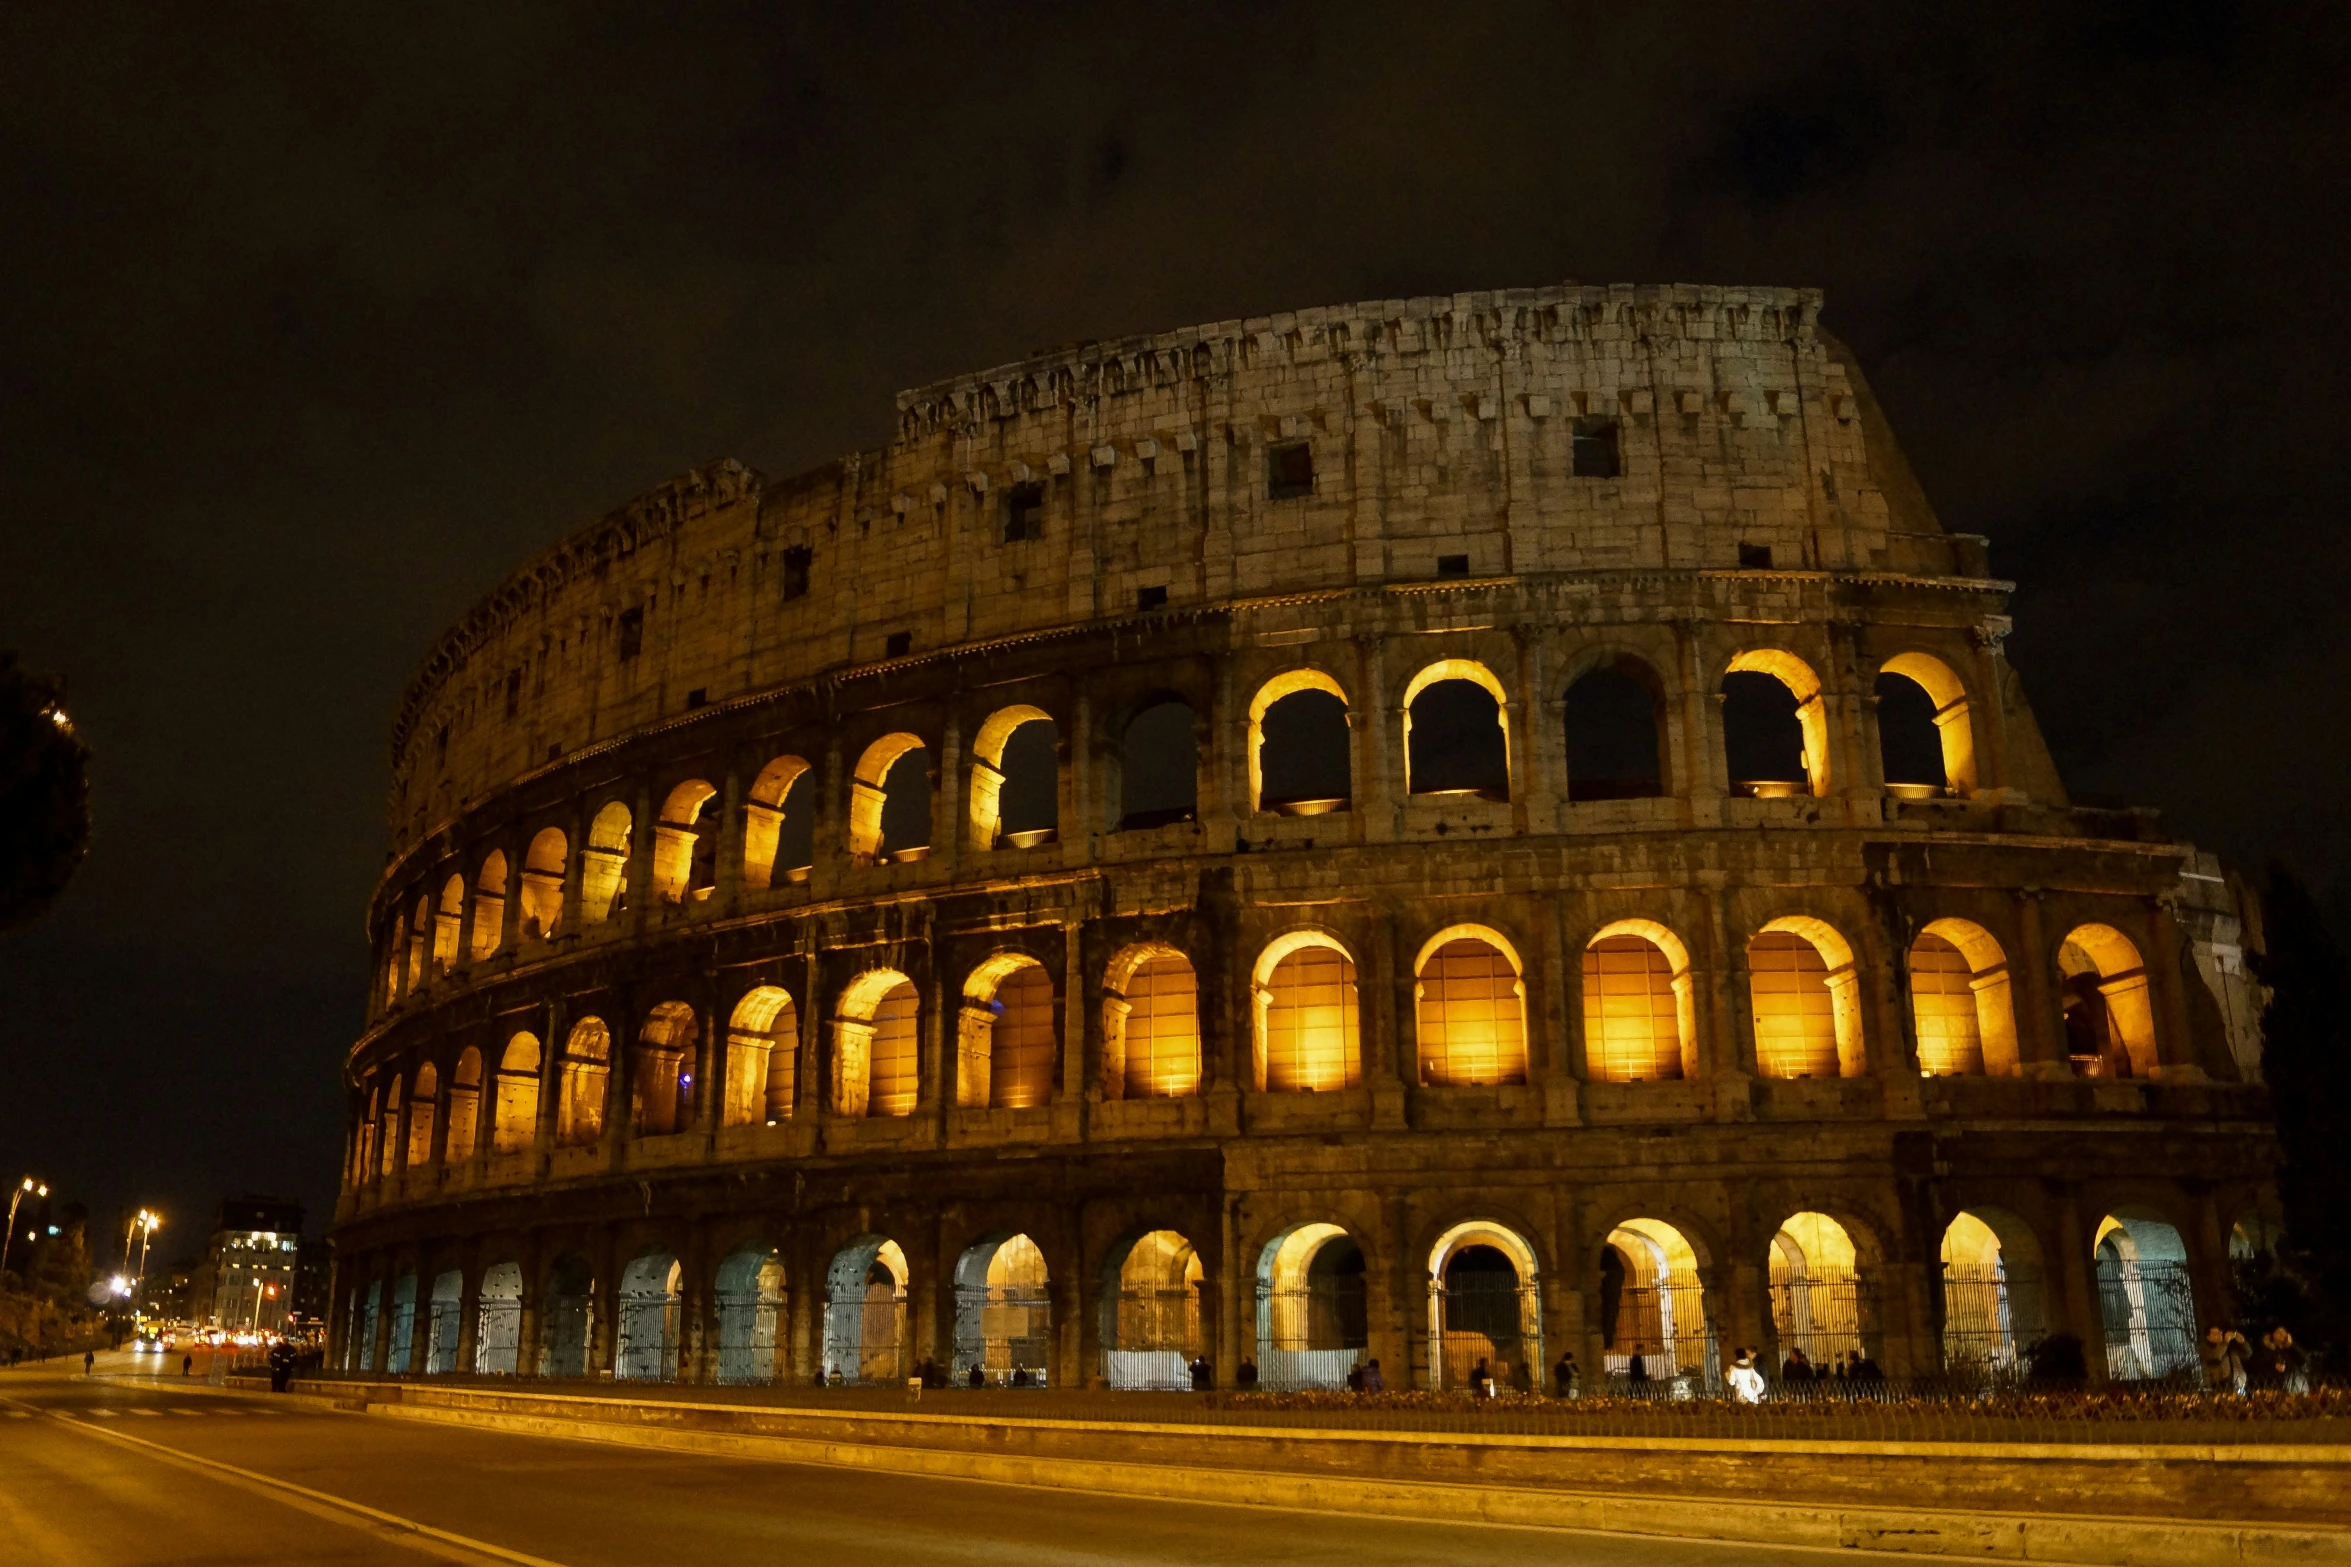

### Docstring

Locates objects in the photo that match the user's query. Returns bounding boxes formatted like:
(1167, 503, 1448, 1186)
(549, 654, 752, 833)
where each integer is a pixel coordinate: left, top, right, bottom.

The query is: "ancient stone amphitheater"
(333, 283, 2275, 1395)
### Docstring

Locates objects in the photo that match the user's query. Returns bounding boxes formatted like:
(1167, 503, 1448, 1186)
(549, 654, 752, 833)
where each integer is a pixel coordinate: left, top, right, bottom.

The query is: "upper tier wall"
(389, 283, 1964, 844)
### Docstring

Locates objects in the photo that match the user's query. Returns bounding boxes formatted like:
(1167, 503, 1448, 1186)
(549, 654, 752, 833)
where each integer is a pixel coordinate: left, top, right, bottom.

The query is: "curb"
(358, 1393, 2351, 1566)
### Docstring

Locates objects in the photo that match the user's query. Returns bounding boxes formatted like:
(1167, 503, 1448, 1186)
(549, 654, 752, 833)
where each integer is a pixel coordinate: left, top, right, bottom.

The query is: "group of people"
(2201, 1325, 2309, 1395)
(1776, 1345, 1886, 1383)
(829, 1357, 1047, 1388)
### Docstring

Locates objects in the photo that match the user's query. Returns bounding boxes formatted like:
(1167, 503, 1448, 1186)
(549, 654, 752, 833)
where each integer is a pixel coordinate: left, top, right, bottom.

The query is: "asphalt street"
(0, 1349, 1866, 1566)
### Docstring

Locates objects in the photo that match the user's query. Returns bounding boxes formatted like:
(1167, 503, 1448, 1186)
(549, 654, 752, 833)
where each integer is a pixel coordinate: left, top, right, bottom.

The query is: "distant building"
(293, 1236, 333, 1330)
(188, 1196, 303, 1334)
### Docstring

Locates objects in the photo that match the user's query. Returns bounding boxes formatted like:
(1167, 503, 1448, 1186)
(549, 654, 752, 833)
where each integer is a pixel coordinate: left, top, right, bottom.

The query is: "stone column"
(2053, 1191, 2104, 1387)
(2013, 891, 2065, 1076)
(587, 1225, 619, 1379)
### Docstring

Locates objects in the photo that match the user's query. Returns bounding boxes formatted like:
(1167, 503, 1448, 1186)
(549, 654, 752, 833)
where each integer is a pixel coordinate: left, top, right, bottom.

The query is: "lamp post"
(1, 1177, 47, 1278)
(128, 1211, 159, 1290)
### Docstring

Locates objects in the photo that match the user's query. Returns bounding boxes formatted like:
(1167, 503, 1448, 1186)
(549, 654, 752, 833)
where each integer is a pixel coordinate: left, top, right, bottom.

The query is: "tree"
(2250, 865, 2351, 1365)
(0, 651, 92, 935)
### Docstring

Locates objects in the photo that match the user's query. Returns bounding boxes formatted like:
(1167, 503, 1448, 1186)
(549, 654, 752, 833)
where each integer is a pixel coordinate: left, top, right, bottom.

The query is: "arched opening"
(714, 1244, 786, 1384)
(723, 986, 797, 1127)
(1402, 661, 1510, 800)
(405, 896, 427, 993)
(582, 802, 633, 923)
(446, 1047, 482, 1161)
(1722, 649, 1829, 797)
(848, 733, 930, 864)
(1429, 1222, 1543, 1392)
(1769, 1213, 1871, 1375)
(2095, 1209, 2199, 1380)
(471, 852, 507, 960)
(1599, 1220, 1713, 1386)
(1582, 920, 1696, 1082)
(520, 828, 566, 940)
(556, 1019, 610, 1146)
(1116, 700, 1198, 831)
(831, 970, 918, 1119)
(1414, 926, 1528, 1086)
(1564, 659, 1666, 800)
(376, 1075, 403, 1181)
(1103, 945, 1200, 1099)
(970, 706, 1060, 850)
(1939, 1209, 2048, 1377)
(1254, 933, 1362, 1093)
(2059, 923, 2158, 1078)
(1911, 918, 2019, 1076)
(1747, 917, 1865, 1078)
(1879, 652, 1975, 797)
(492, 1033, 540, 1154)
(433, 876, 463, 976)
(1256, 1223, 1367, 1389)
(957, 955, 1056, 1110)
(1250, 670, 1351, 816)
(821, 1237, 908, 1385)
(953, 1234, 1051, 1386)
(539, 1254, 594, 1378)
(351, 1279, 381, 1372)
(405, 1063, 438, 1169)
(472, 1260, 521, 1374)
(630, 1002, 698, 1137)
(385, 1272, 418, 1374)
(382, 914, 404, 1009)
(1101, 1229, 1203, 1389)
(742, 755, 814, 889)
(424, 1269, 463, 1374)
(614, 1251, 683, 1381)
(651, 780, 719, 904)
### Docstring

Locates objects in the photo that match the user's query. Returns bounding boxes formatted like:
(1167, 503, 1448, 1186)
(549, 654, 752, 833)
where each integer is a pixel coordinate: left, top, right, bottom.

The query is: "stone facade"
(333, 283, 2275, 1394)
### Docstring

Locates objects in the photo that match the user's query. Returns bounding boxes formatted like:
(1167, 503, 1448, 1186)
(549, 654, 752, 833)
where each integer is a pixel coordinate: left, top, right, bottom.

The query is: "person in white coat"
(1726, 1347, 1767, 1403)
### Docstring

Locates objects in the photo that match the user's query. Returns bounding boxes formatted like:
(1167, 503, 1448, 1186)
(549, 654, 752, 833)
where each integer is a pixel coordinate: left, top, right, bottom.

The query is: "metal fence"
(2098, 1260, 2199, 1381)
(952, 1283, 1051, 1386)
(1769, 1269, 1875, 1371)
(1257, 1278, 1367, 1390)
(1103, 1286, 1200, 1390)
(1433, 1277, 1541, 1391)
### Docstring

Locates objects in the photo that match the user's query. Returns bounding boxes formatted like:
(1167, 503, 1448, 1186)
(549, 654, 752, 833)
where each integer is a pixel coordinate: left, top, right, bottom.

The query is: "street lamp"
(1, 1177, 47, 1278)
(125, 1210, 160, 1288)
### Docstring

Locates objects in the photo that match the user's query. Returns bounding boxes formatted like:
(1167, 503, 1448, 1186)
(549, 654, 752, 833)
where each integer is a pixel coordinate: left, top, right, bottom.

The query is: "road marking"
(172, 1408, 208, 1416)
(21, 1398, 575, 1567)
(130, 1408, 162, 1416)
(90, 1409, 121, 1418)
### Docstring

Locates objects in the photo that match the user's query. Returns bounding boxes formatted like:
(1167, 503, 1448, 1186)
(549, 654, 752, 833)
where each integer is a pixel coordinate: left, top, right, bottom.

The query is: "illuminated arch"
(833, 968, 918, 1118)
(1247, 668, 1350, 814)
(1400, 658, 1512, 798)
(1583, 918, 1697, 1082)
(446, 1046, 482, 1161)
(1940, 1208, 2049, 1374)
(1725, 647, 1830, 796)
(1768, 1212, 1865, 1368)
(723, 985, 797, 1127)
(951, 1233, 1051, 1384)
(651, 780, 718, 904)
(848, 733, 928, 863)
(1252, 931, 1362, 1092)
(1878, 651, 1976, 797)
(2093, 1206, 2199, 1380)
(520, 827, 566, 939)
(742, 755, 812, 889)
(631, 1001, 699, 1137)
(1412, 924, 1527, 1086)
(955, 953, 1056, 1110)
(405, 1062, 438, 1168)
(1103, 943, 1201, 1099)
(556, 1018, 610, 1145)
(968, 704, 1058, 851)
(433, 876, 464, 976)
(1911, 917, 2018, 1076)
(1104, 1230, 1205, 1383)
(1748, 915, 1864, 1078)
(822, 1236, 909, 1384)
(2058, 922, 2157, 1077)
(582, 802, 633, 923)
(471, 852, 508, 961)
(1255, 1222, 1367, 1389)
(377, 1074, 403, 1181)
(492, 1032, 540, 1154)
(1598, 1218, 1711, 1379)
(1426, 1218, 1543, 1391)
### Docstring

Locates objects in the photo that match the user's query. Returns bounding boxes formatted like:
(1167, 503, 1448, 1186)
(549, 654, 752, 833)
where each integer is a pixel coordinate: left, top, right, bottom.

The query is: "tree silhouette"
(2252, 866, 2351, 1365)
(0, 652, 92, 936)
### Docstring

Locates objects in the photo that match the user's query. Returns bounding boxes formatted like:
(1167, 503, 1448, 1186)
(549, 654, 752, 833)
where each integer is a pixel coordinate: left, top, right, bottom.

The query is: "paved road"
(2, 1350, 1859, 1566)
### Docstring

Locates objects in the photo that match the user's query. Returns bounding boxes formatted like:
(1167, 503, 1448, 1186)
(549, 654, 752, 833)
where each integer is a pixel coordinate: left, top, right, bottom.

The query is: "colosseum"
(332, 282, 2276, 1396)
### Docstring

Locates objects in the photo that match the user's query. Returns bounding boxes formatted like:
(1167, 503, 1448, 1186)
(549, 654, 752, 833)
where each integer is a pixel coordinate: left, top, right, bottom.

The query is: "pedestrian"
(82, 1350, 94, 1377)
(1552, 1350, 1580, 1399)
(1346, 1362, 1365, 1392)
(967, 1362, 985, 1389)
(1361, 1357, 1384, 1393)
(2200, 1325, 2230, 1391)
(1469, 1357, 1494, 1398)
(181, 1352, 193, 1377)
(2219, 1327, 2252, 1396)
(1627, 1352, 1649, 1386)
(1726, 1348, 1767, 1404)
(2263, 1327, 2310, 1396)
(1232, 1356, 1254, 1389)
(1781, 1346, 1814, 1383)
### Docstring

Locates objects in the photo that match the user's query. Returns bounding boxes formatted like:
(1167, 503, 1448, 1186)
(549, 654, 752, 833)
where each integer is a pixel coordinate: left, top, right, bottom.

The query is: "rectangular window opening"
(1571, 418, 1621, 479)
(884, 630, 913, 659)
(685, 687, 708, 710)
(1004, 482, 1047, 542)
(617, 607, 645, 660)
(780, 545, 812, 601)
(1267, 441, 1315, 500)
(1436, 554, 1470, 578)
(1738, 542, 1774, 570)
(1136, 585, 1169, 611)
(504, 670, 521, 719)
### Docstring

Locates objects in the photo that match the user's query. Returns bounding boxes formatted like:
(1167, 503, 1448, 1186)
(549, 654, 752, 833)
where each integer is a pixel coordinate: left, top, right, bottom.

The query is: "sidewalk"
(266, 1375, 2351, 1566)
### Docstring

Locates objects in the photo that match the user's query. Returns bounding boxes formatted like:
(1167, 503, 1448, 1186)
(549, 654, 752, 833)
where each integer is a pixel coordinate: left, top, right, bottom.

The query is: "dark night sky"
(3, 3, 2347, 1260)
